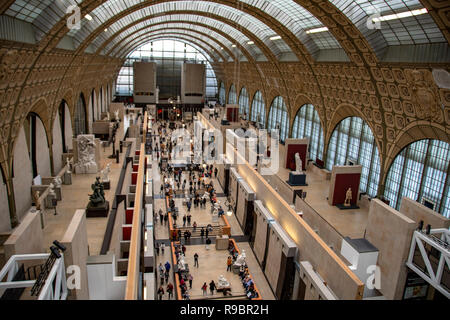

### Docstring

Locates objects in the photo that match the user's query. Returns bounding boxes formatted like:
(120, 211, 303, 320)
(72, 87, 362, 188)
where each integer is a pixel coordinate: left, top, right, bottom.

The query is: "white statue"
(53, 176, 62, 188)
(344, 188, 352, 206)
(178, 254, 186, 271)
(101, 162, 112, 182)
(218, 275, 230, 287)
(114, 110, 120, 121)
(48, 183, 56, 197)
(33, 191, 41, 211)
(234, 250, 246, 267)
(74, 135, 98, 174)
(66, 158, 72, 173)
(294, 152, 303, 173)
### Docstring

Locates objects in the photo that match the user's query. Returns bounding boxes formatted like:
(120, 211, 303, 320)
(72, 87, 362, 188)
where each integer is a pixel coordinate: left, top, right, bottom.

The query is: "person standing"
(194, 253, 199, 267)
(201, 282, 207, 296)
(200, 227, 205, 238)
(159, 208, 164, 224)
(157, 286, 164, 300)
(167, 282, 174, 300)
(161, 242, 165, 255)
(193, 221, 197, 232)
(214, 167, 218, 178)
(205, 228, 209, 238)
(182, 245, 187, 256)
(183, 214, 187, 227)
(187, 213, 191, 226)
(187, 274, 193, 289)
(155, 243, 160, 256)
(160, 269, 165, 285)
(209, 280, 217, 295)
(165, 261, 171, 273)
(227, 256, 233, 272)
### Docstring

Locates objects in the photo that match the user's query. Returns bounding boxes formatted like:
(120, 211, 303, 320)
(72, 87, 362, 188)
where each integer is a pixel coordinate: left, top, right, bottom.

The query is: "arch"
(292, 104, 325, 162)
(325, 116, 381, 198)
(383, 139, 450, 218)
(74, 93, 88, 136)
(228, 84, 237, 104)
(267, 96, 289, 142)
(250, 90, 266, 128)
(238, 87, 249, 120)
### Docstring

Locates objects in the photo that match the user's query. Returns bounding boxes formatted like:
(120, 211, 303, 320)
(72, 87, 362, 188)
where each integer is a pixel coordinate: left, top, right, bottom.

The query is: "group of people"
(157, 261, 174, 300)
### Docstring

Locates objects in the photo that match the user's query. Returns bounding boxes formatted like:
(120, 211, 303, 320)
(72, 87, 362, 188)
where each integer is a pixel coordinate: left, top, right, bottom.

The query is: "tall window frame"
(292, 104, 324, 162)
(267, 96, 289, 143)
(238, 87, 249, 120)
(325, 117, 381, 198)
(228, 84, 237, 104)
(250, 91, 266, 128)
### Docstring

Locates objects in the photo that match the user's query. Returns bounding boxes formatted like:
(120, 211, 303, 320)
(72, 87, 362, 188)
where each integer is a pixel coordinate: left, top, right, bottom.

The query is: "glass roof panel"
(105, 22, 237, 59)
(329, 0, 447, 55)
(69, 1, 290, 57)
(90, 14, 263, 59)
(110, 29, 231, 61)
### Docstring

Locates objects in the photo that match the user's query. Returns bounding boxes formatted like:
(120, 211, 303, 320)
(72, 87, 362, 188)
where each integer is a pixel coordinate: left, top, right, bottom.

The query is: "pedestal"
(336, 203, 360, 210)
(45, 194, 57, 209)
(287, 172, 307, 186)
(215, 235, 229, 250)
(86, 201, 110, 218)
(63, 172, 72, 185)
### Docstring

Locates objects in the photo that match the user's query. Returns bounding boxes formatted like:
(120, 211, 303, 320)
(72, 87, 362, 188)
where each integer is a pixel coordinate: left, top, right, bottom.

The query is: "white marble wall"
(52, 112, 63, 173)
(0, 177, 10, 232)
(13, 127, 33, 221)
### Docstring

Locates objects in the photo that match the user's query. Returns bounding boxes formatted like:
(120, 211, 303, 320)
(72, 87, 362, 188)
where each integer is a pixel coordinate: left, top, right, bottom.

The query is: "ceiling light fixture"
(247, 41, 254, 45)
(85, 14, 92, 21)
(104, 28, 108, 32)
(372, 8, 428, 22)
(305, 27, 329, 34)
(269, 35, 281, 40)
(231, 44, 236, 47)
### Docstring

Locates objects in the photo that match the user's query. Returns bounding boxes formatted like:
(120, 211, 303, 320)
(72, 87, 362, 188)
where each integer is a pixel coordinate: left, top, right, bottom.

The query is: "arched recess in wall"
(384, 139, 450, 218)
(59, 101, 74, 153)
(238, 87, 249, 120)
(267, 96, 289, 143)
(250, 90, 265, 129)
(13, 113, 51, 221)
(292, 104, 325, 163)
(228, 84, 237, 104)
(219, 82, 226, 105)
(74, 93, 88, 136)
(90, 89, 97, 122)
(325, 117, 381, 198)
(0, 165, 11, 232)
(99, 87, 104, 114)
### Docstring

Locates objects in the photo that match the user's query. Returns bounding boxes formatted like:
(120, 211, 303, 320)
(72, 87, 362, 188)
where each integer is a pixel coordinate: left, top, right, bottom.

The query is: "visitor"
(193, 221, 197, 232)
(167, 282, 174, 300)
(205, 237, 211, 250)
(187, 274, 193, 289)
(201, 282, 207, 296)
(183, 214, 187, 226)
(161, 242, 165, 255)
(209, 280, 217, 295)
(160, 269, 165, 285)
(205, 228, 209, 238)
(227, 256, 233, 272)
(187, 213, 191, 225)
(164, 270, 169, 283)
(194, 253, 199, 267)
(165, 261, 171, 273)
(157, 286, 164, 300)
(214, 167, 218, 178)
(182, 245, 186, 255)
(200, 227, 205, 238)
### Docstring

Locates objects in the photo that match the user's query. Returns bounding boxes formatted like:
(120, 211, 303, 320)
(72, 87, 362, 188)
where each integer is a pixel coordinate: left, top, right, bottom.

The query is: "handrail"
(124, 112, 148, 300)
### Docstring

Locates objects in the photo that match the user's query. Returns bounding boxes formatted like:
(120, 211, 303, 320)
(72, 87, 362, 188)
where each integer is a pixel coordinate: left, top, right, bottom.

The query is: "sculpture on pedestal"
(101, 162, 111, 183)
(114, 110, 120, 122)
(66, 158, 72, 173)
(294, 152, 303, 173)
(178, 254, 186, 271)
(53, 176, 62, 189)
(48, 183, 56, 198)
(88, 177, 106, 208)
(233, 250, 246, 267)
(344, 188, 352, 206)
(218, 275, 230, 287)
(33, 191, 41, 211)
(75, 135, 98, 174)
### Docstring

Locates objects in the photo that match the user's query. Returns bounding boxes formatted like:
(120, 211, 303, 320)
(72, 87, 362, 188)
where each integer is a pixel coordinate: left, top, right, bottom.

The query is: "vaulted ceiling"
(1, 0, 448, 63)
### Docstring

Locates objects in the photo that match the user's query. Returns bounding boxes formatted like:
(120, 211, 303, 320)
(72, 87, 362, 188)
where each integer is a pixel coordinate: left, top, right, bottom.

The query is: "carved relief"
(405, 69, 443, 122)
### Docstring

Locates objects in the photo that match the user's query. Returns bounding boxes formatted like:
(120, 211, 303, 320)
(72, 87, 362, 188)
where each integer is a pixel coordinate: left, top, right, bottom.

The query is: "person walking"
(164, 212, 168, 225)
(161, 242, 165, 255)
(200, 227, 205, 238)
(227, 256, 233, 272)
(205, 237, 211, 250)
(205, 228, 209, 238)
(214, 167, 218, 178)
(201, 282, 207, 296)
(193, 221, 197, 232)
(183, 214, 187, 227)
(187, 213, 191, 226)
(187, 200, 191, 212)
(209, 280, 217, 295)
(164, 270, 169, 283)
(167, 282, 174, 300)
(194, 253, 199, 267)
(187, 274, 193, 289)
(157, 286, 164, 300)
(165, 261, 171, 273)
(159, 208, 164, 225)
(155, 243, 160, 256)
(182, 245, 186, 256)
(159, 269, 165, 285)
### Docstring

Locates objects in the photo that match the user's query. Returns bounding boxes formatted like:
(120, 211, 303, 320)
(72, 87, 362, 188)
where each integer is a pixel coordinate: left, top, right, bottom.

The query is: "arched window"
(384, 139, 450, 217)
(325, 117, 380, 198)
(238, 87, 249, 120)
(228, 84, 237, 104)
(219, 82, 226, 105)
(267, 96, 289, 143)
(250, 91, 265, 128)
(74, 93, 87, 136)
(292, 104, 324, 162)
